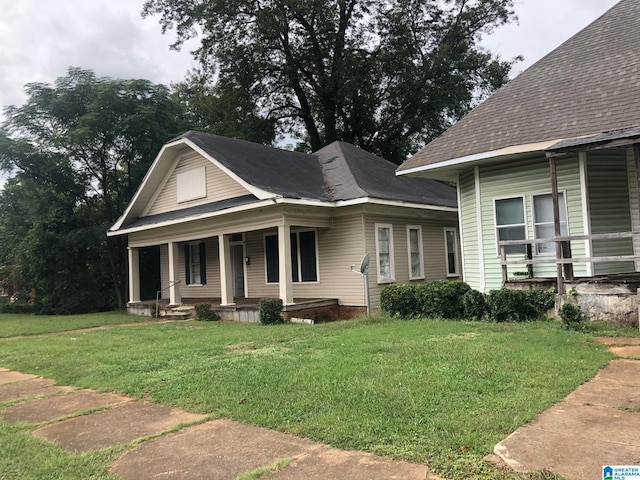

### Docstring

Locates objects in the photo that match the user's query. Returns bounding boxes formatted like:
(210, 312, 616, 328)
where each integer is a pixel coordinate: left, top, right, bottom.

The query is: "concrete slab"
(610, 345, 640, 358)
(110, 419, 320, 480)
(4, 390, 130, 424)
(0, 370, 38, 385)
(264, 446, 429, 480)
(565, 377, 640, 409)
(594, 359, 640, 385)
(34, 401, 206, 452)
(0, 378, 71, 402)
(598, 337, 640, 346)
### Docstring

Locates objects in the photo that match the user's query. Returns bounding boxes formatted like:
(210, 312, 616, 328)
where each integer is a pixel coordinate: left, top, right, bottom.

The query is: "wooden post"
(549, 156, 564, 295)
(501, 245, 508, 284)
(562, 241, 574, 280)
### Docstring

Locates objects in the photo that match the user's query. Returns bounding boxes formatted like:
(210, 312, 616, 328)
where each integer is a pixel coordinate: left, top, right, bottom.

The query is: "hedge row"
(380, 281, 555, 322)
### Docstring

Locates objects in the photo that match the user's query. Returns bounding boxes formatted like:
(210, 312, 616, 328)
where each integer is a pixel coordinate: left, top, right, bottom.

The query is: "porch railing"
(155, 280, 182, 320)
(499, 231, 640, 293)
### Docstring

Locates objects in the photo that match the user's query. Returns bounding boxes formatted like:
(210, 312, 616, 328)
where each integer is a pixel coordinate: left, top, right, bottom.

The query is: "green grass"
(0, 311, 151, 338)
(0, 313, 615, 479)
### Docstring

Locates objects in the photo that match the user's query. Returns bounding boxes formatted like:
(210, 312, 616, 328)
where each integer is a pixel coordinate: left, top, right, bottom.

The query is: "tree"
(143, 0, 517, 162)
(0, 68, 182, 312)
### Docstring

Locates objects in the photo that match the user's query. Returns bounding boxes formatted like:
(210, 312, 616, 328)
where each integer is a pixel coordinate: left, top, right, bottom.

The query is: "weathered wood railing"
(499, 231, 640, 293)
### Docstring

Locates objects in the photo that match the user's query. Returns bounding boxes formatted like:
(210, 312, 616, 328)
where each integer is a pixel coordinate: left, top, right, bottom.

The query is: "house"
(397, 0, 640, 324)
(108, 131, 459, 321)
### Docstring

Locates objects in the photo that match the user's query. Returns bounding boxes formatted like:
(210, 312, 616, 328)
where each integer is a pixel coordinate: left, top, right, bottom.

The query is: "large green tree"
(0, 68, 182, 312)
(144, 0, 517, 162)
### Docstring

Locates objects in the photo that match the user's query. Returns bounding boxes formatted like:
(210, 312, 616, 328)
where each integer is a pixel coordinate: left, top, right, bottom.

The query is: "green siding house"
(397, 0, 640, 314)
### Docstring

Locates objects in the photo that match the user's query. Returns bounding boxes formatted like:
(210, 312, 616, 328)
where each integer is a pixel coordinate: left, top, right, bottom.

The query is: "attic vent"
(177, 166, 206, 203)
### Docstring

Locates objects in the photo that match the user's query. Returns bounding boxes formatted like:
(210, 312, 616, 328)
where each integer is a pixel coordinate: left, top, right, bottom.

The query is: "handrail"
(155, 280, 182, 320)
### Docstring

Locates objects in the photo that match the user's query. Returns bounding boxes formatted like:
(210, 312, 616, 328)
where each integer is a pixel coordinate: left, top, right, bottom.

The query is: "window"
(444, 228, 459, 277)
(495, 197, 526, 255)
(533, 193, 568, 254)
(176, 166, 206, 203)
(265, 230, 318, 283)
(375, 224, 394, 282)
(184, 242, 206, 285)
(407, 226, 424, 279)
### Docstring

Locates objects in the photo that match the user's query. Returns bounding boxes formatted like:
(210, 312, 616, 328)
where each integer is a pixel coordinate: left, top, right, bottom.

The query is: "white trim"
(474, 166, 486, 292)
(493, 195, 527, 256)
(375, 223, 395, 283)
(531, 191, 569, 256)
(579, 152, 593, 276)
(141, 154, 181, 217)
(406, 225, 425, 280)
(443, 227, 460, 277)
(455, 176, 466, 282)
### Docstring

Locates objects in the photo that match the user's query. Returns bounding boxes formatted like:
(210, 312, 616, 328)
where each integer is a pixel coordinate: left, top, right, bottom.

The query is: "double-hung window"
(444, 228, 459, 277)
(533, 193, 568, 254)
(407, 226, 424, 279)
(185, 242, 206, 285)
(495, 197, 527, 255)
(265, 230, 318, 283)
(375, 224, 394, 282)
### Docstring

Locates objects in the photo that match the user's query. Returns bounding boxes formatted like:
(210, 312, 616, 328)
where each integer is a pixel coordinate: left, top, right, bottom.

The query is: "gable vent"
(177, 166, 207, 203)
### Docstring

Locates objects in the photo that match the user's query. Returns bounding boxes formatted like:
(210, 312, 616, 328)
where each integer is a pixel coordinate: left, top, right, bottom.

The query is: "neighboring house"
(108, 131, 459, 320)
(397, 0, 640, 323)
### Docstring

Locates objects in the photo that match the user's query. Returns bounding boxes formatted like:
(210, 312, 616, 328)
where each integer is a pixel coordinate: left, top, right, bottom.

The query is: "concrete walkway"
(492, 337, 640, 480)
(0, 368, 438, 480)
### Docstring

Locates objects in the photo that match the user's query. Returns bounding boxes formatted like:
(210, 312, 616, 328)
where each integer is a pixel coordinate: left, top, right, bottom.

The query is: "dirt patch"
(0, 378, 72, 402)
(0, 370, 38, 385)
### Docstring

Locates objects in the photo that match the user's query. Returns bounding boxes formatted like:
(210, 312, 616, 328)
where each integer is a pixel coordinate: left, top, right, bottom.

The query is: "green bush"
(462, 289, 488, 321)
(560, 302, 584, 331)
(380, 284, 420, 318)
(259, 298, 285, 325)
(417, 280, 471, 319)
(0, 297, 37, 314)
(487, 288, 555, 322)
(194, 303, 220, 321)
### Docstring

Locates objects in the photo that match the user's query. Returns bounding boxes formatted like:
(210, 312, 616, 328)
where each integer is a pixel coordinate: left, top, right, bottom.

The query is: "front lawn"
(0, 314, 613, 479)
(0, 311, 151, 338)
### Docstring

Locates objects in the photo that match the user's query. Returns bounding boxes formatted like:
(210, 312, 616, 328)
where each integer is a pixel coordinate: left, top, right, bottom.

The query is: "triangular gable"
(109, 137, 274, 232)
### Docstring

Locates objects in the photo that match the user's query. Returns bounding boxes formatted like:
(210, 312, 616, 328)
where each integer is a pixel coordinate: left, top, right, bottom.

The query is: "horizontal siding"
(626, 148, 640, 270)
(588, 149, 634, 274)
(146, 150, 250, 216)
(479, 155, 585, 291)
(364, 212, 459, 309)
(178, 237, 222, 298)
(459, 169, 481, 290)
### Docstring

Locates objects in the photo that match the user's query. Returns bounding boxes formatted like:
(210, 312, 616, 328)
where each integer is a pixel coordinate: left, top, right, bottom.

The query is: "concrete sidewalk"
(492, 338, 640, 480)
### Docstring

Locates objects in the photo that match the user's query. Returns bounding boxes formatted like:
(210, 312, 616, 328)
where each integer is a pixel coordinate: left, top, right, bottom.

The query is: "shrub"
(259, 298, 284, 325)
(417, 280, 471, 319)
(560, 302, 584, 331)
(0, 297, 37, 314)
(463, 289, 488, 321)
(487, 288, 555, 322)
(194, 303, 220, 321)
(380, 284, 419, 318)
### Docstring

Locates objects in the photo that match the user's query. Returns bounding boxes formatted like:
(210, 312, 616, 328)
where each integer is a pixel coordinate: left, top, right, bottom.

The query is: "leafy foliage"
(462, 289, 488, 321)
(486, 289, 555, 323)
(380, 283, 420, 318)
(194, 303, 220, 321)
(417, 280, 472, 319)
(0, 68, 182, 313)
(143, 0, 518, 162)
(560, 302, 584, 331)
(259, 298, 285, 325)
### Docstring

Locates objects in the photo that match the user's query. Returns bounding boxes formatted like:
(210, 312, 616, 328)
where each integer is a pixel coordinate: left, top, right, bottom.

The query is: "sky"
(0, 0, 622, 187)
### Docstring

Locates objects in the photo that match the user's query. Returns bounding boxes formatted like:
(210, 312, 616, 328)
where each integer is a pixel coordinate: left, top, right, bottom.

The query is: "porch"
(128, 297, 363, 324)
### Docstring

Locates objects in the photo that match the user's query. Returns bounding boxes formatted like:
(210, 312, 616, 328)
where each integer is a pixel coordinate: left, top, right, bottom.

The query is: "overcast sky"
(0, 0, 622, 187)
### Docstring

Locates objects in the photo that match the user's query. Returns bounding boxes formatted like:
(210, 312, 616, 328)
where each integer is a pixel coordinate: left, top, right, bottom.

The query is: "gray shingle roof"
(398, 0, 640, 173)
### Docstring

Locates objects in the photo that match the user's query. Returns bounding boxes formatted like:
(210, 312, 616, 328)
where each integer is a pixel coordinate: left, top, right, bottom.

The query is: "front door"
(231, 244, 245, 298)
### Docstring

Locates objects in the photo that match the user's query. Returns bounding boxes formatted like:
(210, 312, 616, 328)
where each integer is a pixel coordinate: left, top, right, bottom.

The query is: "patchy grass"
(0, 314, 613, 479)
(0, 311, 151, 338)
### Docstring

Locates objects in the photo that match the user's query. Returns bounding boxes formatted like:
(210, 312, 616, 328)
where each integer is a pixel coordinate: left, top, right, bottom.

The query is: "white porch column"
(168, 241, 182, 306)
(127, 247, 141, 304)
(278, 224, 294, 305)
(219, 234, 235, 306)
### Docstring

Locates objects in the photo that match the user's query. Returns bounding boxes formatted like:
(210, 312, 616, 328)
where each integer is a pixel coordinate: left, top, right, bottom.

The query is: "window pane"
(445, 230, 458, 275)
(534, 193, 567, 224)
(496, 198, 524, 225)
(498, 226, 526, 255)
(378, 228, 390, 254)
(535, 224, 556, 254)
(265, 235, 279, 283)
(299, 231, 317, 282)
(190, 244, 201, 284)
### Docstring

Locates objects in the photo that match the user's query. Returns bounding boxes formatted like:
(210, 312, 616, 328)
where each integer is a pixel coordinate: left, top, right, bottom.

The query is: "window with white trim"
(495, 197, 526, 255)
(265, 230, 318, 283)
(444, 228, 459, 277)
(375, 224, 395, 282)
(407, 225, 424, 279)
(533, 192, 568, 254)
(185, 242, 206, 285)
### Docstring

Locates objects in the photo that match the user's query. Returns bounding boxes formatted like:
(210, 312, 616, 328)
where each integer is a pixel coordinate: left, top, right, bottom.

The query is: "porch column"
(127, 247, 141, 304)
(168, 241, 182, 306)
(549, 156, 564, 295)
(218, 234, 235, 306)
(278, 224, 294, 305)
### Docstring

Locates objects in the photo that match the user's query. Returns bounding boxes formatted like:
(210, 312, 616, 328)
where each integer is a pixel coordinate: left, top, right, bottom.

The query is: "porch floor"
(506, 272, 640, 289)
(146, 297, 337, 311)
